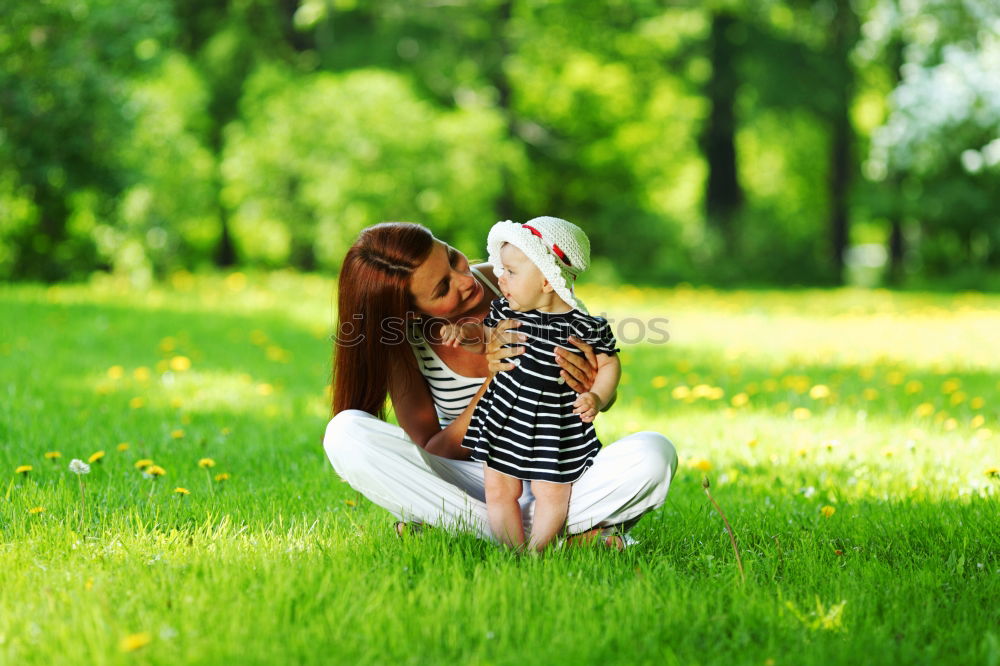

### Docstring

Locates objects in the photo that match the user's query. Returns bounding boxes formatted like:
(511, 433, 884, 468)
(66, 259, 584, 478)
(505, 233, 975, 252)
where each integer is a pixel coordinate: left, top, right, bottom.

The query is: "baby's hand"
(441, 322, 485, 349)
(573, 392, 602, 423)
(441, 323, 465, 348)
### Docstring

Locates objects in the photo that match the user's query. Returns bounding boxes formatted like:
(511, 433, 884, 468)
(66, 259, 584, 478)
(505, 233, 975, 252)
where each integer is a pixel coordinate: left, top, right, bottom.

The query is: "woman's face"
(409, 240, 484, 319)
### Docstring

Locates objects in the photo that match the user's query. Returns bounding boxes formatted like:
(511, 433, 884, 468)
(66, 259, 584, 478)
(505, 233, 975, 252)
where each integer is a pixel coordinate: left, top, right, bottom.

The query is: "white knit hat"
(487, 216, 591, 313)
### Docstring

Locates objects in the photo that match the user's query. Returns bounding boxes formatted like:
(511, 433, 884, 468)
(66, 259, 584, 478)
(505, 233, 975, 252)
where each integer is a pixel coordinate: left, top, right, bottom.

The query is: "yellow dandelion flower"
(266, 346, 290, 363)
(159, 337, 176, 352)
(169, 355, 191, 372)
(344, 499, 357, 507)
(809, 384, 831, 399)
(256, 383, 274, 396)
(671, 385, 690, 400)
(858, 366, 875, 380)
(707, 386, 725, 401)
(792, 407, 812, 420)
(133, 367, 151, 382)
(886, 370, 905, 386)
(986, 467, 999, 479)
(28, 506, 45, 514)
(944, 418, 957, 431)
(119, 633, 152, 653)
(214, 472, 230, 482)
(949, 391, 967, 406)
(117, 442, 130, 452)
(134, 459, 154, 470)
(747, 438, 758, 448)
(941, 378, 961, 394)
(970, 397, 985, 410)
(881, 447, 896, 458)
(650, 376, 668, 389)
(129, 396, 146, 409)
(15, 465, 32, 475)
(85, 578, 94, 591)
(198, 458, 216, 468)
(862, 388, 879, 401)
(904, 380, 923, 394)
(107, 365, 125, 379)
(171, 429, 185, 439)
(688, 458, 712, 472)
(731, 392, 749, 407)
(226, 272, 247, 291)
(687, 384, 707, 399)
(796, 448, 808, 458)
(45, 451, 62, 460)
(173, 487, 190, 495)
(220, 427, 232, 436)
(146, 465, 166, 477)
(170, 398, 184, 409)
(820, 505, 836, 518)
(915, 402, 935, 417)
(971, 415, 986, 429)
(88, 451, 105, 464)
(762, 379, 779, 392)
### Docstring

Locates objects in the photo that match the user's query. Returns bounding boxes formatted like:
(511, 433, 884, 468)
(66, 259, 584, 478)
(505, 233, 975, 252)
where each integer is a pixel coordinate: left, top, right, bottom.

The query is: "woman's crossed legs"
(323, 409, 678, 544)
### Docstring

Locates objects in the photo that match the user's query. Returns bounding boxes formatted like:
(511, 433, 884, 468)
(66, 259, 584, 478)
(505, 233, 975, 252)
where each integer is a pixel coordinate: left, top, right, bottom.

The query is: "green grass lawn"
(2, 272, 999, 665)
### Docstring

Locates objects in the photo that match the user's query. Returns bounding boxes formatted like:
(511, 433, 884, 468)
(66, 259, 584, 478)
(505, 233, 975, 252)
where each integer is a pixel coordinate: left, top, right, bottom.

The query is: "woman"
(323, 221, 678, 546)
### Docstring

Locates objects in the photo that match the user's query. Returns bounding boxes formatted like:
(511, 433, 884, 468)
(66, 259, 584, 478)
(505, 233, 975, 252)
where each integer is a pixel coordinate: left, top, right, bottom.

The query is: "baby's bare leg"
(528, 480, 572, 552)
(484, 465, 525, 548)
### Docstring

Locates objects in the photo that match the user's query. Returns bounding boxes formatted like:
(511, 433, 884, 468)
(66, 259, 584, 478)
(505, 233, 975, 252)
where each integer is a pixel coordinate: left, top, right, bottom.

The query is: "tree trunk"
(210, 122, 237, 268)
(886, 36, 906, 285)
(827, 0, 856, 284)
(492, 0, 516, 222)
(702, 11, 743, 257)
(18, 183, 70, 281)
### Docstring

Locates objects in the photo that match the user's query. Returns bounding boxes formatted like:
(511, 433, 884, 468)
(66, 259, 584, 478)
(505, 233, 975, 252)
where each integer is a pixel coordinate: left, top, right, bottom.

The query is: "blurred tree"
(170, 0, 307, 267)
(0, 0, 173, 280)
(864, 0, 1000, 285)
(701, 10, 745, 258)
(221, 67, 507, 270)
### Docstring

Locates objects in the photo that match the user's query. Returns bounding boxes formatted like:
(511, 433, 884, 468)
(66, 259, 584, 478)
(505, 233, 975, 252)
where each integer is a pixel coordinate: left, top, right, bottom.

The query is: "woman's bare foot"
(565, 528, 625, 551)
(393, 521, 429, 537)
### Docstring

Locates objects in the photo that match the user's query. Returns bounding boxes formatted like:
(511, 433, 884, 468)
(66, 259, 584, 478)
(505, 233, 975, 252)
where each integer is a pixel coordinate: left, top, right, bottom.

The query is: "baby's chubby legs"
(484, 466, 524, 548)
(527, 480, 571, 552)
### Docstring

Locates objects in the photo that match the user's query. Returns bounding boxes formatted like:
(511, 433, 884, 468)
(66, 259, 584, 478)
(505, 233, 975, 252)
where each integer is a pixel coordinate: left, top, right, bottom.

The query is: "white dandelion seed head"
(69, 459, 91, 475)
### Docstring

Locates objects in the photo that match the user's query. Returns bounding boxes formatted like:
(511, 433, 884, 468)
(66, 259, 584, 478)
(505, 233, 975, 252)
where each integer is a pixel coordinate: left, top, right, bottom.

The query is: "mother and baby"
(323, 216, 679, 551)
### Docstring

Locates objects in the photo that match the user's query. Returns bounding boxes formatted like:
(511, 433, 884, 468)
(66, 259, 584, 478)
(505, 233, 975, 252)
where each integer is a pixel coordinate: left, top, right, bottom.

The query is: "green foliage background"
(1, 0, 999, 287)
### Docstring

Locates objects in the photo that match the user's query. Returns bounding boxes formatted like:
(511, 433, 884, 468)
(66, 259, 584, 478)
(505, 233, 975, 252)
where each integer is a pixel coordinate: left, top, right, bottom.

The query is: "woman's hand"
(486, 319, 526, 373)
(555, 336, 599, 393)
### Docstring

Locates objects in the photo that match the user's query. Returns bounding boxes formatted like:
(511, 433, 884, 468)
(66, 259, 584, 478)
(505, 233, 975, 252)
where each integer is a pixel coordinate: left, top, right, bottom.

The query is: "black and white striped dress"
(462, 298, 620, 484)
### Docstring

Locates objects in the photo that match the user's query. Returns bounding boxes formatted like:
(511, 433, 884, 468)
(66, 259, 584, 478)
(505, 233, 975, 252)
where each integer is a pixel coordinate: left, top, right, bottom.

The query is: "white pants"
(323, 410, 679, 541)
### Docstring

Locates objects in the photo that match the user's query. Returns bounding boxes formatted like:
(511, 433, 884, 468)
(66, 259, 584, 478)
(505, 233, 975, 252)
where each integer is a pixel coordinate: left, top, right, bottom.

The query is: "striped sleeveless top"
(410, 266, 502, 426)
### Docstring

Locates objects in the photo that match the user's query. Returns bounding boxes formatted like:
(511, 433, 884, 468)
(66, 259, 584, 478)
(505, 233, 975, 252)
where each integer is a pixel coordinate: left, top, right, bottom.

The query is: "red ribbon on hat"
(522, 224, 572, 267)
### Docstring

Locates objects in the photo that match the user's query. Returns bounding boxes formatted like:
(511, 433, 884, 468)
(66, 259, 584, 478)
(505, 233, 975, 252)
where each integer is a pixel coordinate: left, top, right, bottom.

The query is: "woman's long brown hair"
(332, 222, 435, 418)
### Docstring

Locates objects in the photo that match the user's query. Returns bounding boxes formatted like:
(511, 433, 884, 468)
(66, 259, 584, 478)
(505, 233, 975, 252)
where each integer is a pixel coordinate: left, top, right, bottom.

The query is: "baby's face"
(497, 244, 547, 311)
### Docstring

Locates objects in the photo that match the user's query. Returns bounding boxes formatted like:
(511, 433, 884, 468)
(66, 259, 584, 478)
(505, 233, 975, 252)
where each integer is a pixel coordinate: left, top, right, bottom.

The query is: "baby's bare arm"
(589, 353, 621, 409)
(572, 353, 621, 422)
